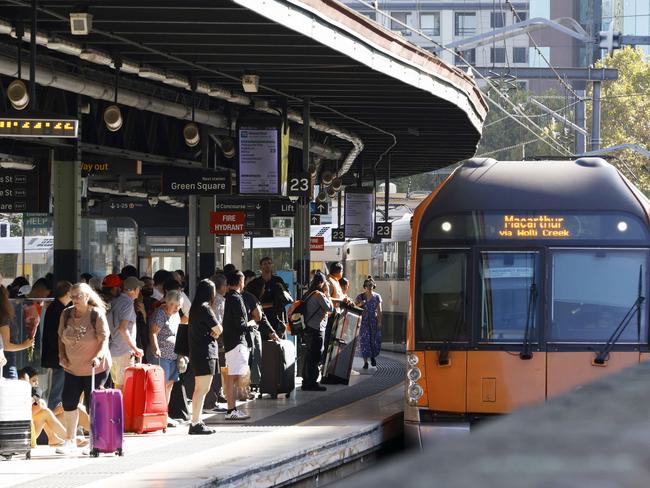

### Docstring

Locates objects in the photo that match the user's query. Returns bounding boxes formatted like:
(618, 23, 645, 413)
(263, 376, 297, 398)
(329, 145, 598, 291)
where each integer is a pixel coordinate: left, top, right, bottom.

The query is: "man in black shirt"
(222, 270, 251, 420)
(252, 257, 291, 337)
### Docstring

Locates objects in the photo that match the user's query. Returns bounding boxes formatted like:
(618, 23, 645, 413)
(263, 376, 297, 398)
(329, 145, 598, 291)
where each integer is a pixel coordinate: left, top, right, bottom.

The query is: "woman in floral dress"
(355, 277, 383, 369)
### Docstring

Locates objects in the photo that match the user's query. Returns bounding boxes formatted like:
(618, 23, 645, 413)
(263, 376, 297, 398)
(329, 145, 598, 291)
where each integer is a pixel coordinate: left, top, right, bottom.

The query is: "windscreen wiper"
(438, 291, 464, 366)
(594, 266, 645, 365)
(520, 281, 538, 360)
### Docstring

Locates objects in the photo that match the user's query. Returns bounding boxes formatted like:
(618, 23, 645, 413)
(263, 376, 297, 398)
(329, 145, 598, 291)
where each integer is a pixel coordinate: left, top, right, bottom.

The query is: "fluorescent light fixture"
(241, 74, 259, 93)
(227, 94, 251, 105)
(47, 37, 83, 56)
(0, 161, 35, 170)
(139, 66, 166, 82)
(11, 28, 48, 45)
(80, 48, 112, 66)
(88, 186, 114, 194)
(0, 20, 12, 35)
(125, 190, 148, 198)
(208, 85, 232, 99)
(117, 59, 140, 74)
(163, 72, 190, 89)
(158, 195, 171, 202)
(195, 81, 211, 95)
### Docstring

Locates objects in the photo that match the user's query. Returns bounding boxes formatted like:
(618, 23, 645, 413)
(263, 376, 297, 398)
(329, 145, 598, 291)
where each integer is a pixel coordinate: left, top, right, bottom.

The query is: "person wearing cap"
(108, 276, 145, 389)
(101, 274, 123, 306)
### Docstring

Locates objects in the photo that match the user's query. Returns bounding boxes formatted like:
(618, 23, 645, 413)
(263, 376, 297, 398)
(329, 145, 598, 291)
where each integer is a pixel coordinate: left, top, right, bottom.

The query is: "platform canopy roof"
(0, 0, 487, 181)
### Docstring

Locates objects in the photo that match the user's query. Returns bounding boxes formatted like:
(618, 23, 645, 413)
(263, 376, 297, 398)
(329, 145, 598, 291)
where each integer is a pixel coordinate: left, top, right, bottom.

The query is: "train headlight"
(408, 384, 424, 402)
(407, 353, 419, 367)
(617, 221, 628, 232)
(441, 221, 452, 232)
(407, 367, 421, 382)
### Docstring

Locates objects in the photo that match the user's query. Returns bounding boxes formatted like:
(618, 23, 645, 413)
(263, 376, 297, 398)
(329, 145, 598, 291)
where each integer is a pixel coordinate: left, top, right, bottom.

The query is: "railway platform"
(1, 353, 405, 488)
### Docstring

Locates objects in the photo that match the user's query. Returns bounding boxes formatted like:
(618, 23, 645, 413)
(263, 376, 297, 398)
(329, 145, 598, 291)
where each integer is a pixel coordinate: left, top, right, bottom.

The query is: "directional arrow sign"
(314, 202, 328, 215)
(310, 214, 321, 225)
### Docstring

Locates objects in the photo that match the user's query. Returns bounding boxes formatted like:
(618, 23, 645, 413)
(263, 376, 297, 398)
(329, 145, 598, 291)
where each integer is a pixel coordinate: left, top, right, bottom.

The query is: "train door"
(545, 248, 648, 398)
(466, 250, 546, 414)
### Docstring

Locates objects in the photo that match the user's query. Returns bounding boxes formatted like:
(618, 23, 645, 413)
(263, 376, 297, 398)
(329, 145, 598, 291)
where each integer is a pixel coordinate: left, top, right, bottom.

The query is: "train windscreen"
(417, 250, 467, 342)
(479, 251, 540, 342)
(550, 249, 648, 342)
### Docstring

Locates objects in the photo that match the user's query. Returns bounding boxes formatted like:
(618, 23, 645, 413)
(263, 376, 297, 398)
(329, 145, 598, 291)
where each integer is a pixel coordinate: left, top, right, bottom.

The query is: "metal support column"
(199, 127, 216, 279)
(574, 87, 586, 154)
(188, 195, 198, 299)
(53, 98, 81, 284)
(293, 97, 311, 294)
(591, 81, 602, 151)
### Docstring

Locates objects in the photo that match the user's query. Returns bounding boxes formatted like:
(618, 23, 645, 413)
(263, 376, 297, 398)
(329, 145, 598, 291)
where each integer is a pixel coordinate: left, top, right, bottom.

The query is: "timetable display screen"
(0, 118, 79, 138)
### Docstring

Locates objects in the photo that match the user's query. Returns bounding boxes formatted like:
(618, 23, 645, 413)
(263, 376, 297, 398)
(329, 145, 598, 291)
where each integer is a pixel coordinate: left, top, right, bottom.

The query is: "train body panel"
(406, 158, 650, 437)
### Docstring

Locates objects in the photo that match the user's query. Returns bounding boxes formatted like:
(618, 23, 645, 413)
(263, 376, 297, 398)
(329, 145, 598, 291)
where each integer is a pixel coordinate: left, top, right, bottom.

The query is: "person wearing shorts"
(149, 290, 182, 427)
(187, 280, 222, 435)
(222, 270, 252, 420)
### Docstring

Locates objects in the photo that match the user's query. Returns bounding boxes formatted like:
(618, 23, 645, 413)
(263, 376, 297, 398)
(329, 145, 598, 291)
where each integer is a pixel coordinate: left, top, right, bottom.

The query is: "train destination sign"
(162, 169, 232, 196)
(238, 127, 279, 195)
(0, 118, 79, 138)
(497, 215, 570, 239)
(344, 188, 374, 239)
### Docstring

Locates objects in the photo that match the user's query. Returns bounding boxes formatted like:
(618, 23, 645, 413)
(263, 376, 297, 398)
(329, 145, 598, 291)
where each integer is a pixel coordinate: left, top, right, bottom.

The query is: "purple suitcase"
(89, 368, 124, 457)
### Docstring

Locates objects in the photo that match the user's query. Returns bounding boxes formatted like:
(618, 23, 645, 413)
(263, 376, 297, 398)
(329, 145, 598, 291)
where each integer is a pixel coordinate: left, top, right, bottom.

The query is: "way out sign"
(210, 211, 245, 234)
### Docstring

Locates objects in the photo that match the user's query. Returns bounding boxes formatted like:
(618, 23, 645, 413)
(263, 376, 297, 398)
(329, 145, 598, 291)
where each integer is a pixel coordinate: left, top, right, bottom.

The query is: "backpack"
(287, 292, 320, 335)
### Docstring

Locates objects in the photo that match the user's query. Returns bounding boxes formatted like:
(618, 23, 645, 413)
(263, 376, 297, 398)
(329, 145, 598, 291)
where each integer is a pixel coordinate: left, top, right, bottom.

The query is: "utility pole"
(590, 0, 603, 151)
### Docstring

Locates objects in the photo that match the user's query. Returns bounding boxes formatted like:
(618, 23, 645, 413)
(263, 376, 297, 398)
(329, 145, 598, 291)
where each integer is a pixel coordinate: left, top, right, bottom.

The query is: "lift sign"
(0, 118, 79, 138)
(498, 215, 570, 238)
(210, 211, 245, 235)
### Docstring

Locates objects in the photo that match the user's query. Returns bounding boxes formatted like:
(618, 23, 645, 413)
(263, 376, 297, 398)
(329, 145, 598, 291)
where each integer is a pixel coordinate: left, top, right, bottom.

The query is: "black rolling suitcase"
(321, 306, 363, 385)
(260, 340, 295, 398)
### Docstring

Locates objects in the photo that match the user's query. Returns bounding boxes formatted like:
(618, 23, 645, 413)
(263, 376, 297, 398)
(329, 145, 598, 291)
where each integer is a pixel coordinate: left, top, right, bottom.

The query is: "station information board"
(238, 127, 279, 195)
(0, 118, 78, 138)
(0, 170, 39, 212)
(344, 188, 374, 238)
(214, 198, 270, 230)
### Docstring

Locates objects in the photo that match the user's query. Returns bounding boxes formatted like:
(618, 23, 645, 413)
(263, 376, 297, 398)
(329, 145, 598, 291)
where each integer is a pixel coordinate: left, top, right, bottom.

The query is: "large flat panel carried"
(424, 350, 467, 414)
(467, 351, 546, 414)
(546, 351, 639, 398)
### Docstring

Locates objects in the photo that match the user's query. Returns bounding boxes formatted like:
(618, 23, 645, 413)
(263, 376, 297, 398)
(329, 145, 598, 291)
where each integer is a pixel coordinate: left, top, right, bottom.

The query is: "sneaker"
(224, 409, 250, 420)
(188, 422, 216, 435)
(167, 418, 179, 428)
(371, 358, 377, 367)
(216, 394, 228, 403)
(55, 440, 77, 455)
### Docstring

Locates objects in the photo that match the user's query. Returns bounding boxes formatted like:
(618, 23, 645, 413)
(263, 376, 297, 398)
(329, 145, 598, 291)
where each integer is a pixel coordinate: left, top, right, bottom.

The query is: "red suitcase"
(122, 363, 168, 434)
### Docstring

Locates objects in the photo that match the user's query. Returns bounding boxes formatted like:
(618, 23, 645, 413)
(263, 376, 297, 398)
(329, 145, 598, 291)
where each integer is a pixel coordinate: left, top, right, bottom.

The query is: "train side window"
(550, 249, 648, 342)
(479, 251, 539, 342)
(417, 250, 467, 342)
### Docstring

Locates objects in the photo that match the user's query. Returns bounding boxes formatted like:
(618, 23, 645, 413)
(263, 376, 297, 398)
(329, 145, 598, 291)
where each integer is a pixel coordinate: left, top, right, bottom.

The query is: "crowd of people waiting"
(0, 257, 384, 452)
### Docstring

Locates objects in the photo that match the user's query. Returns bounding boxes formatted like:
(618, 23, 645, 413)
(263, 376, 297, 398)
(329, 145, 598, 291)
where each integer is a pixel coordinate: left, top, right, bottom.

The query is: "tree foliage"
(595, 47, 650, 194)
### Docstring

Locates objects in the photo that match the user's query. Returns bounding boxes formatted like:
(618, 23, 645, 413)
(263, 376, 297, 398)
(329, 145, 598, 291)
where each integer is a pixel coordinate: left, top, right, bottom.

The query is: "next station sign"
(162, 169, 232, 196)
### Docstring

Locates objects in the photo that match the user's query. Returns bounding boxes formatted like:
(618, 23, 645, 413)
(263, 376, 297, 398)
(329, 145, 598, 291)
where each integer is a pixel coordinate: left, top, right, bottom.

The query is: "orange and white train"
(405, 158, 650, 445)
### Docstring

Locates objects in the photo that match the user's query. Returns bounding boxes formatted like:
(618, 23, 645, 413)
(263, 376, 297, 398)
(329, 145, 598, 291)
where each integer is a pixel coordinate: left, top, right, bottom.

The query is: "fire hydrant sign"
(210, 211, 245, 234)
(310, 236, 325, 251)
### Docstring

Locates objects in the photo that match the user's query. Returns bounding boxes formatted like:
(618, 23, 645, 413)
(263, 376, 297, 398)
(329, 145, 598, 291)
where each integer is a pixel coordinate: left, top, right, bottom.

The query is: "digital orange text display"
(498, 215, 570, 238)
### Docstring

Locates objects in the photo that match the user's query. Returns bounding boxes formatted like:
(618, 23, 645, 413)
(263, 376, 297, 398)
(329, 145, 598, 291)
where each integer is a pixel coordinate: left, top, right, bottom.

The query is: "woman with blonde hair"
(0, 283, 34, 379)
(56, 282, 111, 455)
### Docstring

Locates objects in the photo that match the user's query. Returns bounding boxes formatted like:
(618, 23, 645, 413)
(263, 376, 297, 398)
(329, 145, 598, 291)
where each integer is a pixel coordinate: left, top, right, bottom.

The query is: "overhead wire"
(353, 0, 570, 155)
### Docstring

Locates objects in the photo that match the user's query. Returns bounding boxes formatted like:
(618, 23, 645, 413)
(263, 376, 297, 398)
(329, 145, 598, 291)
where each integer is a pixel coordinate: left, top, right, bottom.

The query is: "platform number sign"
(331, 228, 345, 242)
(374, 222, 392, 240)
(288, 172, 310, 198)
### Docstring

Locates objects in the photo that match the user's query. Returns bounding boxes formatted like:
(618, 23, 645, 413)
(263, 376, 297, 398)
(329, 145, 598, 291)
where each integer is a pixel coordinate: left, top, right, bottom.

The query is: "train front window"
(417, 251, 467, 342)
(550, 249, 648, 342)
(479, 252, 539, 342)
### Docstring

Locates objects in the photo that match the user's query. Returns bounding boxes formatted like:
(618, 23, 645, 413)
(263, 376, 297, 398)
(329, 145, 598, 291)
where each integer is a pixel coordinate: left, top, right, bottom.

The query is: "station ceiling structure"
(0, 0, 487, 183)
